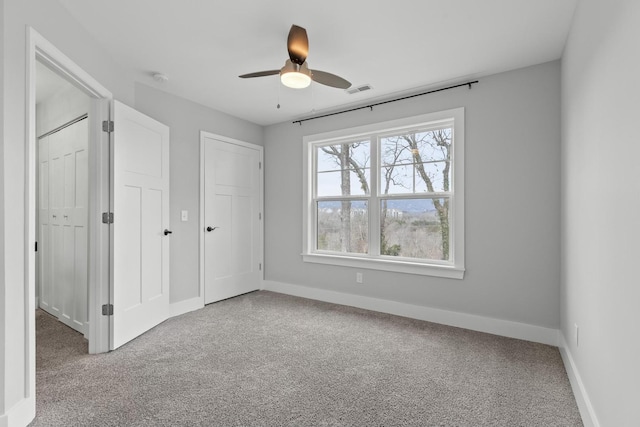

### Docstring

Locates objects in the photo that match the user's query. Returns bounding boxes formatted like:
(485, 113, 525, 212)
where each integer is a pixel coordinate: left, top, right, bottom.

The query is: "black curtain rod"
(292, 80, 479, 125)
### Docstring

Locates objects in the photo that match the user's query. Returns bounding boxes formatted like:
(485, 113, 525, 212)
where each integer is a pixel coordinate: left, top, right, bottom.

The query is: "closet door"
(38, 135, 54, 315)
(39, 118, 89, 335)
(62, 119, 88, 333)
(49, 132, 64, 318)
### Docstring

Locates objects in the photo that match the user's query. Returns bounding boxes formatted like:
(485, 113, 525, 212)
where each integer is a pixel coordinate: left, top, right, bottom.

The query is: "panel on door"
(204, 137, 261, 304)
(111, 101, 170, 350)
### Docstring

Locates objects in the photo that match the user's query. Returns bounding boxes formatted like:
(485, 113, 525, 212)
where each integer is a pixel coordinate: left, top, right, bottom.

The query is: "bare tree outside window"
(380, 128, 452, 260)
(314, 126, 453, 262)
(316, 141, 369, 253)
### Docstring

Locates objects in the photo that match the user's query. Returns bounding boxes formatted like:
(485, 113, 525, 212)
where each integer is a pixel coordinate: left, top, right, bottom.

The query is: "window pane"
(315, 141, 370, 196)
(317, 200, 368, 254)
(380, 198, 449, 260)
(413, 161, 448, 193)
(412, 129, 451, 162)
(380, 164, 413, 194)
(317, 140, 369, 172)
(380, 161, 449, 194)
(317, 169, 370, 197)
(380, 128, 452, 194)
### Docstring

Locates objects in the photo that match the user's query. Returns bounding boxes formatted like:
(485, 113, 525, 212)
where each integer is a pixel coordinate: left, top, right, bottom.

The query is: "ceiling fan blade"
(239, 70, 280, 78)
(310, 70, 351, 89)
(287, 25, 309, 65)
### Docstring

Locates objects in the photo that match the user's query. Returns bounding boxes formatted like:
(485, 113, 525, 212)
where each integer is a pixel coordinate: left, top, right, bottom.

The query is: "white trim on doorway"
(25, 27, 113, 397)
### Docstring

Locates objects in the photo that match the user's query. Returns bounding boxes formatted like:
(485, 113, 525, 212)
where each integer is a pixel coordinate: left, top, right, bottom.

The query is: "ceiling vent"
(346, 84, 372, 94)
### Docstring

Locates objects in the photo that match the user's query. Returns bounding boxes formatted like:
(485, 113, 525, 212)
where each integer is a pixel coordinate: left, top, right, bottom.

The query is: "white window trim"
(302, 108, 465, 279)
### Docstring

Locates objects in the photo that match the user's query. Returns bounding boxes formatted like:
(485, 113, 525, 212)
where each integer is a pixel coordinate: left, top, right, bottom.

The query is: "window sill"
(302, 253, 465, 279)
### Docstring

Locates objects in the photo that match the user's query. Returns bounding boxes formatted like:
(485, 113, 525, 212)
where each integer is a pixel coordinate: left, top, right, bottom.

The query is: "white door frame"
(198, 131, 264, 304)
(26, 26, 112, 392)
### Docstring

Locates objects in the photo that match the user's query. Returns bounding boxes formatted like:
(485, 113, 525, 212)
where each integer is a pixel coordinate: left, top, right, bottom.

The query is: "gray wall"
(264, 61, 561, 329)
(561, 0, 640, 425)
(134, 83, 263, 303)
(0, 0, 6, 417)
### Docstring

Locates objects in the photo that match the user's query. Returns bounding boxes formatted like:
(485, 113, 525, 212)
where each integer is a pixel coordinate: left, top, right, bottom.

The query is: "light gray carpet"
(31, 291, 582, 426)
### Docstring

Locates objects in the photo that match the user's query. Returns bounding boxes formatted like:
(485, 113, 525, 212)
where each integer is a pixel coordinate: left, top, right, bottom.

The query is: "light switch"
(181, 210, 188, 222)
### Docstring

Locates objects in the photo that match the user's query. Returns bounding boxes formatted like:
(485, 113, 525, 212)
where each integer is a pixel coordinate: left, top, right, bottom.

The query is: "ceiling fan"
(239, 25, 351, 90)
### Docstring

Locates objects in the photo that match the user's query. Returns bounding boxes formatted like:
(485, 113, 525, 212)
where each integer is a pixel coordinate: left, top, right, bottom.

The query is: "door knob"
(206, 226, 218, 232)
(164, 229, 173, 236)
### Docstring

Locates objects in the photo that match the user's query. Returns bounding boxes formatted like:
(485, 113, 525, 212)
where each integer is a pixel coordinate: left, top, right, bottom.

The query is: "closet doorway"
(36, 60, 91, 338)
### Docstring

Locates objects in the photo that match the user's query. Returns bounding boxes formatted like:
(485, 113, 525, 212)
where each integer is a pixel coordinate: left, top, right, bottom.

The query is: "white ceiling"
(58, 0, 578, 126)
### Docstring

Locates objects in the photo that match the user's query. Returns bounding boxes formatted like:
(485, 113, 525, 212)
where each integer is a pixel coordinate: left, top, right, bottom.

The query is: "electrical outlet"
(356, 272, 363, 283)
(575, 323, 579, 347)
(181, 210, 188, 222)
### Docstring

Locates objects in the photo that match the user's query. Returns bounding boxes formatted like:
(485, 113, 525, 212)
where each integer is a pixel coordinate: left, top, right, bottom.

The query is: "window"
(303, 108, 465, 279)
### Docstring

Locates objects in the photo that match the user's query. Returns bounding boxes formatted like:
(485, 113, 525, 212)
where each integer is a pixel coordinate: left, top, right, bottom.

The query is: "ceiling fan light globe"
(281, 71, 311, 89)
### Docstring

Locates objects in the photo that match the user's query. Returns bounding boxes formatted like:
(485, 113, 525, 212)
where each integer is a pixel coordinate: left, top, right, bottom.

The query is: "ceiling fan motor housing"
(280, 60, 312, 88)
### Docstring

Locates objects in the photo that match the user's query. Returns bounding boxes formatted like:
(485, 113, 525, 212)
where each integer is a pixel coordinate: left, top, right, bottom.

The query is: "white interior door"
(203, 136, 262, 304)
(38, 118, 89, 335)
(111, 101, 170, 349)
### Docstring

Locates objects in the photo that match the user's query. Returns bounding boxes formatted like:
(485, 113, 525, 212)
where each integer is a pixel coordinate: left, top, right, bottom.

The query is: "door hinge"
(259, 263, 262, 271)
(102, 120, 114, 133)
(102, 304, 114, 316)
(259, 212, 262, 220)
(259, 161, 262, 169)
(35, 241, 38, 252)
(102, 212, 114, 224)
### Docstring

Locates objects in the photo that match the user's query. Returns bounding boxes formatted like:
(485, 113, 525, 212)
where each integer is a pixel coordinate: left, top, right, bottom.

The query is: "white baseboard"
(262, 280, 559, 346)
(170, 296, 204, 318)
(558, 334, 600, 427)
(0, 395, 35, 427)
